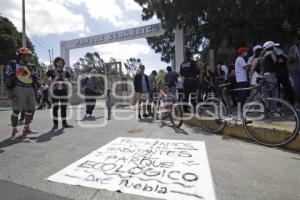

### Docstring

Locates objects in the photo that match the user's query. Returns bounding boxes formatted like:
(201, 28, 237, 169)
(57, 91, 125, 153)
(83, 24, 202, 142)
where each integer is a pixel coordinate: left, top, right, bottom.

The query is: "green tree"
(135, 0, 300, 61)
(0, 16, 36, 64)
(156, 69, 166, 90)
(124, 57, 142, 77)
(76, 52, 105, 74)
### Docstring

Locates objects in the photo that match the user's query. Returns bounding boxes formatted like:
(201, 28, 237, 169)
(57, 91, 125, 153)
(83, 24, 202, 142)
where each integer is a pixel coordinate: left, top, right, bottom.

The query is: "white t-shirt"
(221, 65, 229, 80)
(235, 56, 248, 83)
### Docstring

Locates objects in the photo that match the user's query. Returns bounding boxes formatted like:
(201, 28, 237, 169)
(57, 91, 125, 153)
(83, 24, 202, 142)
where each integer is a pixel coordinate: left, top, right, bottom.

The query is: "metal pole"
(51, 49, 54, 62)
(48, 50, 52, 67)
(22, 0, 26, 47)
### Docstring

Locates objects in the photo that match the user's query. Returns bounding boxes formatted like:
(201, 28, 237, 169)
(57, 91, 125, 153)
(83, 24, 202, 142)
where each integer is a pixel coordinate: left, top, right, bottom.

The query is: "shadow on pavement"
(0, 136, 31, 154)
(27, 128, 65, 143)
(138, 117, 155, 124)
(75, 116, 105, 122)
(166, 124, 189, 135)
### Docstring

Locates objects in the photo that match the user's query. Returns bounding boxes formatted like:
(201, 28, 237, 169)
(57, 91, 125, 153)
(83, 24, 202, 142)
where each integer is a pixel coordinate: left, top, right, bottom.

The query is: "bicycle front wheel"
(198, 98, 227, 133)
(170, 103, 183, 128)
(243, 98, 300, 147)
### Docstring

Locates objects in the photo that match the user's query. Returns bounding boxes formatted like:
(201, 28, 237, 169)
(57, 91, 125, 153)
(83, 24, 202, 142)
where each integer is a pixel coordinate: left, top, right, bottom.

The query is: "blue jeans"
(291, 74, 300, 106)
(262, 73, 278, 111)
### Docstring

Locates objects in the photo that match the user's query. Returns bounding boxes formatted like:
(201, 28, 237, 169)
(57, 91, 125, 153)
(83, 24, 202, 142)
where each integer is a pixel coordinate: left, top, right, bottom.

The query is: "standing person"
(260, 41, 280, 113)
(227, 63, 237, 106)
(217, 60, 228, 81)
(249, 45, 263, 86)
(274, 47, 294, 104)
(134, 65, 150, 119)
(82, 69, 98, 119)
(235, 47, 250, 108)
(5, 47, 40, 138)
(288, 34, 300, 110)
(201, 64, 214, 96)
(180, 50, 200, 112)
(164, 66, 177, 97)
(148, 70, 157, 100)
(215, 63, 225, 86)
(42, 84, 51, 109)
(175, 73, 184, 102)
(43, 57, 73, 131)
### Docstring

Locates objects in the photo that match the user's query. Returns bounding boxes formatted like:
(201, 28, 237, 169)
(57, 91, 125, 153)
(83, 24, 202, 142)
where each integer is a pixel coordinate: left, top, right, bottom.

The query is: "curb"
(184, 117, 300, 152)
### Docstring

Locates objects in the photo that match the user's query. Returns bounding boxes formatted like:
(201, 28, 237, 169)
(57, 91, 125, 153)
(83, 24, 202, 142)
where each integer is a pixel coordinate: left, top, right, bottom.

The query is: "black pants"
(52, 98, 68, 125)
(183, 79, 198, 112)
(278, 76, 294, 105)
(42, 96, 51, 108)
(237, 81, 249, 107)
(85, 89, 96, 115)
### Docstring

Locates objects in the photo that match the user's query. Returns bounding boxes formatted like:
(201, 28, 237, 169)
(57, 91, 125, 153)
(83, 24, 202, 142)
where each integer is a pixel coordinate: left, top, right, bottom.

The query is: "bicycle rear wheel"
(170, 103, 183, 128)
(198, 98, 227, 133)
(243, 98, 300, 147)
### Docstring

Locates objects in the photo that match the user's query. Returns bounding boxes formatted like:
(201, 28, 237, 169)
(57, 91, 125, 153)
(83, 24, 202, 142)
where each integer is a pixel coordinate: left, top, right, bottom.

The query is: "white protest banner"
(47, 137, 216, 200)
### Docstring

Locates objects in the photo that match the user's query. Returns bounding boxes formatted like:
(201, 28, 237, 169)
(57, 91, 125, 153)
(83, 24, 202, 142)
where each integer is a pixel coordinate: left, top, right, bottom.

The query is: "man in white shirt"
(235, 47, 250, 107)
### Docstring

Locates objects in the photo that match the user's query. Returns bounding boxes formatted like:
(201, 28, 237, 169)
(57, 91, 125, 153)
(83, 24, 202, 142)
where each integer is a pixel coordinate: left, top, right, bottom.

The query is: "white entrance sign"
(60, 24, 184, 71)
(48, 137, 216, 200)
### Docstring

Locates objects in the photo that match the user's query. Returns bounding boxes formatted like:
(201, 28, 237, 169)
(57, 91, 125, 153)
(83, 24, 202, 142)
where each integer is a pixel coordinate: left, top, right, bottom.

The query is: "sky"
(0, 0, 168, 74)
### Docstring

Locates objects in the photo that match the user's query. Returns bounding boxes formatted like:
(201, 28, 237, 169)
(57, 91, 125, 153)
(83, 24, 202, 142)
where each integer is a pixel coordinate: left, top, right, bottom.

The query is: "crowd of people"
(133, 38, 300, 117)
(4, 35, 300, 138)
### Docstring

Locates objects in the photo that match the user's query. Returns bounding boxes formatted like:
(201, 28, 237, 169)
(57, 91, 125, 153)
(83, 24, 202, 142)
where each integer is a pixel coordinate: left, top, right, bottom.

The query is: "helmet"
(263, 41, 279, 49)
(17, 47, 33, 55)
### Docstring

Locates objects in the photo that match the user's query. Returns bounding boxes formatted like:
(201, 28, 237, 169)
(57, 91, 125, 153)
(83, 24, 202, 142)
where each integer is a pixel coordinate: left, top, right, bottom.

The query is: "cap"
(263, 41, 280, 49)
(253, 45, 262, 52)
(237, 47, 248, 55)
(17, 47, 33, 55)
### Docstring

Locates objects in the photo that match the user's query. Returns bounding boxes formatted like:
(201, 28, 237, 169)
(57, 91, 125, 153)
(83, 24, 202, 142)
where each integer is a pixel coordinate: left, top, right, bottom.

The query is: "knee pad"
(25, 111, 33, 115)
(12, 110, 20, 117)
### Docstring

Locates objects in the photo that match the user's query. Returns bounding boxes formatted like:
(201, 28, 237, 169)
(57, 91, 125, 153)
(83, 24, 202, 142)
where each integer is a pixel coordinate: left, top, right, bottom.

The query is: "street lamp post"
(22, 0, 26, 47)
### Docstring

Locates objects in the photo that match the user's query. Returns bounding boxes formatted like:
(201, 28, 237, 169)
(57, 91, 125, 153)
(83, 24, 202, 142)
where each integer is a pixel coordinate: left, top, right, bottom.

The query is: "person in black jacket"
(180, 50, 200, 112)
(43, 57, 73, 131)
(134, 65, 150, 119)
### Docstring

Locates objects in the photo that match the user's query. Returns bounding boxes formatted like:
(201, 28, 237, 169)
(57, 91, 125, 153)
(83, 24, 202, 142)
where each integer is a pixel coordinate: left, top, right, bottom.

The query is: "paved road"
(0, 105, 299, 200)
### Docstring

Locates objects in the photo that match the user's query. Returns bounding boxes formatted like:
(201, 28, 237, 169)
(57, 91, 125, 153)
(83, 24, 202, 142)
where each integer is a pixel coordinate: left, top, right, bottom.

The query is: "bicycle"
(198, 77, 300, 147)
(149, 82, 183, 128)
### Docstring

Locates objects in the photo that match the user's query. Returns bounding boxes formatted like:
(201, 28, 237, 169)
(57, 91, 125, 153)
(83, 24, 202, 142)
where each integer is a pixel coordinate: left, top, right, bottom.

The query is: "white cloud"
(0, 0, 89, 37)
(82, 0, 140, 28)
(123, 0, 142, 11)
(94, 42, 151, 63)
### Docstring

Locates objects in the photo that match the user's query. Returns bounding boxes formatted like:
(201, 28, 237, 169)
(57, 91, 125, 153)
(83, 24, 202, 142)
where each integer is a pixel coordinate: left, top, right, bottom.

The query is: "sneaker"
(51, 124, 58, 131)
(143, 114, 149, 118)
(23, 127, 37, 136)
(10, 128, 19, 139)
(62, 123, 73, 128)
